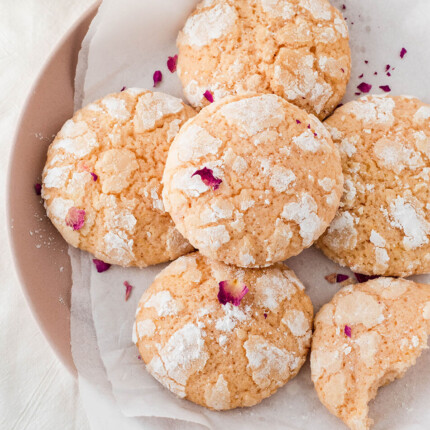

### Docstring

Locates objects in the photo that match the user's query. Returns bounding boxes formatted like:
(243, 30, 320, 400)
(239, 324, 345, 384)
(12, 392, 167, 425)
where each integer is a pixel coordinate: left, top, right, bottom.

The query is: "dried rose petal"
(137, 355, 142, 360)
(336, 274, 349, 283)
(203, 90, 214, 103)
(153, 70, 162, 87)
(34, 183, 42, 195)
(124, 281, 133, 301)
(264, 313, 268, 319)
(354, 273, 380, 283)
(307, 124, 311, 129)
(167, 55, 178, 73)
(325, 273, 349, 284)
(296, 119, 301, 124)
(341, 68, 345, 73)
(344, 325, 352, 338)
(400, 47, 407, 59)
(357, 82, 372, 93)
(90, 172, 98, 181)
(354, 92, 361, 96)
(364, 60, 369, 64)
(385, 65, 391, 72)
(120, 86, 126, 92)
(218, 280, 249, 307)
(192, 167, 222, 190)
(358, 73, 364, 79)
(387, 72, 391, 77)
(65, 207, 85, 231)
(379, 85, 391, 93)
(342, 4, 346, 10)
(325, 273, 337, 284)
(92, 259, 111, 273)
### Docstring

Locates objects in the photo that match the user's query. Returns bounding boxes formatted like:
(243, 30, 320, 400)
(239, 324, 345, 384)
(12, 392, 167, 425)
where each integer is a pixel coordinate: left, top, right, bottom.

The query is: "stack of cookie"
(41, 0, 430, 428)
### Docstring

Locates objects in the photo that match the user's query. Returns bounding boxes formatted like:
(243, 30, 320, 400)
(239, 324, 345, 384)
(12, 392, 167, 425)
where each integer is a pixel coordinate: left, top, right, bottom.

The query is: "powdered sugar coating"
(204, 374, 230, 410)
(163, 94, 343, 268)
(177, 0, 350, 119)
(387, 196, 430, 250)
(42, 89, 195, 267)
(135, 252, 313, 410)
(319, 96, 430, 276)
(144, 291, 179, 317)
(182, 1, 237, 47)
(244, 335, 297, 389)
(312, 278, 430, 430)
(219, 94, 285, 136)
(281, 193, 324, 247)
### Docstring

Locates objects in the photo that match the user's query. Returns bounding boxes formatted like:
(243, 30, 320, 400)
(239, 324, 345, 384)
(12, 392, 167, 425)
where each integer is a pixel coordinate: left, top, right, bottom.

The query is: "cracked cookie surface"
(177, 0, 351, 119)
(311, 278, 430, 430)
(162, 93, 343, 268)
(42, 89, 195, 267)
(318, 95, 430, 277)
(134, 252, 313, 410)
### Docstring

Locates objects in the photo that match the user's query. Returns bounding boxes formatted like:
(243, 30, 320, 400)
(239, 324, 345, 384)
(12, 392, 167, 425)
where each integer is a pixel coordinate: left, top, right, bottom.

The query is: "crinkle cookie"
(318, 95, 430, 277)
(311, 278, 430, 430)
(42, 89, 195, 267)
(134, 252, 313, 409)
(162, 93, 343, 268)
(177, 0, 351, 119)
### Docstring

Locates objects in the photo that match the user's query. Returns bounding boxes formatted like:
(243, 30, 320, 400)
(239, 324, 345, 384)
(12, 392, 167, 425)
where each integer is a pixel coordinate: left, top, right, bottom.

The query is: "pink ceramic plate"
(7, 3, 99, 375)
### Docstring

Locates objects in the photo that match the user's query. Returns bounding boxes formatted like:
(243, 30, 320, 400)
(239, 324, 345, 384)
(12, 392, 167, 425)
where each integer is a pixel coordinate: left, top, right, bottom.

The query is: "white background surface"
(0, 1, 96, 428)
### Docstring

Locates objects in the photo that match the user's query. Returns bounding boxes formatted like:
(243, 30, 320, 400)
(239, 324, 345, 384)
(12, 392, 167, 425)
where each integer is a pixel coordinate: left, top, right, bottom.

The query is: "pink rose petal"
(90, 172, 98, 181)
(379, 85, 391, 93)
(167, 55, 178, 73)
(336, 274, 349, 283)
(65, 207, 85, 231)
(153, 70, 162, 87)
(344, 325, 352, 338)
(357, 82, 372, 93)
(92, 259, 111, 273)
(34, 183, 42, 195)
(325, 273, 349, 284)
(400, 47, 407, 59)
(124, 281, 133, 301)
(354, 273, 379, 283)
(192, 167, 222, 190)
(218, 280, 249, 306)
(203, 90, 214, 103)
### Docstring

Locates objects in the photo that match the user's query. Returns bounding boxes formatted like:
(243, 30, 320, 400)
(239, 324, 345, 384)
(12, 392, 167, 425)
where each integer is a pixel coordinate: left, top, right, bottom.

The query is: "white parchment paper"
(71, 0, 430, 429)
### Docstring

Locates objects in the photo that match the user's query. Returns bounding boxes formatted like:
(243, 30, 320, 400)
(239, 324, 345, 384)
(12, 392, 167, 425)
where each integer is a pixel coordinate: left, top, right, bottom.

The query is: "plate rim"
(6, 1, 100, 376)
